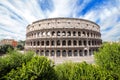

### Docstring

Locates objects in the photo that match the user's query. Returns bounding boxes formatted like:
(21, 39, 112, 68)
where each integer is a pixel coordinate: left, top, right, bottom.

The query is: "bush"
(17, 44, 24, 50)
(0, 45, 14, 54)
(4, 56, 56, 80)
(95, 43, 120, 78)
(0, 43, 120, 80)
(55, 62, 115, 80)
(0, 50, 34, 79)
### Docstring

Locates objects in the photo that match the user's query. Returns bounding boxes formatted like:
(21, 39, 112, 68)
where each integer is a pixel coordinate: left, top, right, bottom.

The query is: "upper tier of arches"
(26, 29, 101, 39)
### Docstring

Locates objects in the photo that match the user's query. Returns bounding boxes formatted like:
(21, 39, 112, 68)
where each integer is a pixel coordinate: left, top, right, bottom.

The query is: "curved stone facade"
(25, 18, 102, 63)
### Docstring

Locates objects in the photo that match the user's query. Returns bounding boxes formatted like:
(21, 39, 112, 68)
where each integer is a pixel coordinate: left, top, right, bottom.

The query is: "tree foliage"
(0, 44, 14, 54)
(17, 44, 24, 50)
(0, 50, 34, 79)
(0, 43, 120, 80)
(4, 56, 56, 80)
(95, 43, 120, 78)
(55, 62, 115, 80)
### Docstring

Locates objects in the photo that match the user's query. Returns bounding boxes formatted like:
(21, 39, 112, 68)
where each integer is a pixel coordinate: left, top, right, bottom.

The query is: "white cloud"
(0, 0, 120, 41)
(0, 0, 46, 41)
(79, 1, 120, 41)
(48, 0, 77, 17)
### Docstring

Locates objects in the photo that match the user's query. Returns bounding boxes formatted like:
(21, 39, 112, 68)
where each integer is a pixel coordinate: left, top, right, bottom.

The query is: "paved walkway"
(48, 56, 95, 64)
(18, 51, 95, 64)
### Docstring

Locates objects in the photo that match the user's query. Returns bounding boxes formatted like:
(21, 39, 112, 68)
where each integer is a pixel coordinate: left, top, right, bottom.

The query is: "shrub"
(4, 56, 56, 80)
(55, 62, 115, 80)
(17, 44, 24, 50)
(0, 50, 34, 79)
(95, 43, 120, 79)
(0, 44, 14, 54)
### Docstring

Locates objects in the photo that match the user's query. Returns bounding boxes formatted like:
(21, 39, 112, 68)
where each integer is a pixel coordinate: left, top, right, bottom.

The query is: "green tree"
(0, 44, 14, 54)
(55, 62, 114, 80)
(95, 43, 120, 79)
(4, 56, 56, 80)
(0, 50, 34, 79)
(17, 44, 24, 50)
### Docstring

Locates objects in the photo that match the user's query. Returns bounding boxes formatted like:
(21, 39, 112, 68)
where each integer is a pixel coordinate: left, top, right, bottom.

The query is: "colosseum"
(25, 18, 102, 64)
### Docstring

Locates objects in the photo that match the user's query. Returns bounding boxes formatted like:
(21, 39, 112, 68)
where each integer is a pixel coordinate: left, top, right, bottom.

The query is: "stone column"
(72, 50, 74, 57)
(60, 50, 62, 58)
(77, 40, 79, 47)
(66, 50, 68, 57)
(81, 40, 83, 47)
(43, 50, 45, 56)
(72, 40, 73, 47)
(77, 50, 79, 57)
(54, 50, 56, 58)
(66, 40, 68, 47)
(82, 49, 84, 56)
(87, 49, 89, 56)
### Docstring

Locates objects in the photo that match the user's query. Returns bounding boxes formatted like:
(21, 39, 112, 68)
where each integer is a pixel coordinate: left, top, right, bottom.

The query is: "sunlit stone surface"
(25, 18, 102, 64)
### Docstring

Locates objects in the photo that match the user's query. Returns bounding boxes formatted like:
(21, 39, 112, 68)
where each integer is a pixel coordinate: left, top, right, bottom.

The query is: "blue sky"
(0, 0, 120, 41)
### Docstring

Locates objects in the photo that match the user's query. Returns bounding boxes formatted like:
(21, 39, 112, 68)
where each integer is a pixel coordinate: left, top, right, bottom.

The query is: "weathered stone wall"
(25, 18, 102, 64)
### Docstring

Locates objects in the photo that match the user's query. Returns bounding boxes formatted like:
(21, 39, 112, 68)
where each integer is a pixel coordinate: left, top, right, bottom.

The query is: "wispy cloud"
(0, 0, 120, 41)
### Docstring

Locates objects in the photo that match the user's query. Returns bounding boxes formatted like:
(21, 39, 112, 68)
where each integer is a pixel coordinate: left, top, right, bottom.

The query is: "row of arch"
(36, 49, 98, 57)
(26, 40, 101, 46)
(27, 30, 101, 39)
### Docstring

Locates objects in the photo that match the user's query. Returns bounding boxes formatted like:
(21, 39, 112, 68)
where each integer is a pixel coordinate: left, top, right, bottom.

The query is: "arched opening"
(68, 50, 72, 56)
(89, 49, 92, 56)
(91, 33, 93, 37)
(73, 31, 76, 36)
(57, 40, 60, 46)
(37, 32, 40, 37)
(79, 40, 82, 45)
(87, 32, 89, 37)
(45, 50, 49, 56)
(92, 40, 94, 45)
(79, 50, 83, 56)
(84, 50, 87, 56)
(62, 50, 66, 57)
(57, 31, 60, 36)
(78, 32, 81, 36)
(62, 31, 66, 36)
(83, 31, 86, 36)
(34, 33, 36, 37)
(46, 41, 49, 46)
(84, 40, 87, 46)
(52, 31, 55, 36)
(40, 50, 44, 56)
(68, 40, 71, 46)
(32, 33, 33, 37)
(41, 41, 44, 46)
(36, 50, 39, 54)
(95, 41, 96, 45)
(41, 32, 43, 36)
(74, 50, 78, 56)
(50, 50, 54, 56)
(51, 40, 54, 46)
(43, 32, 46, 36)
(47, 31, 50, 36)
(67, 31, 71, 36)
(73, 40, 77, 46)
(56, 50, 60, 57)
(62, 40, 66, 46)
(34, 41, 36, 46)
(88, 41, 91, 45)
(37, 41, 40, 46)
